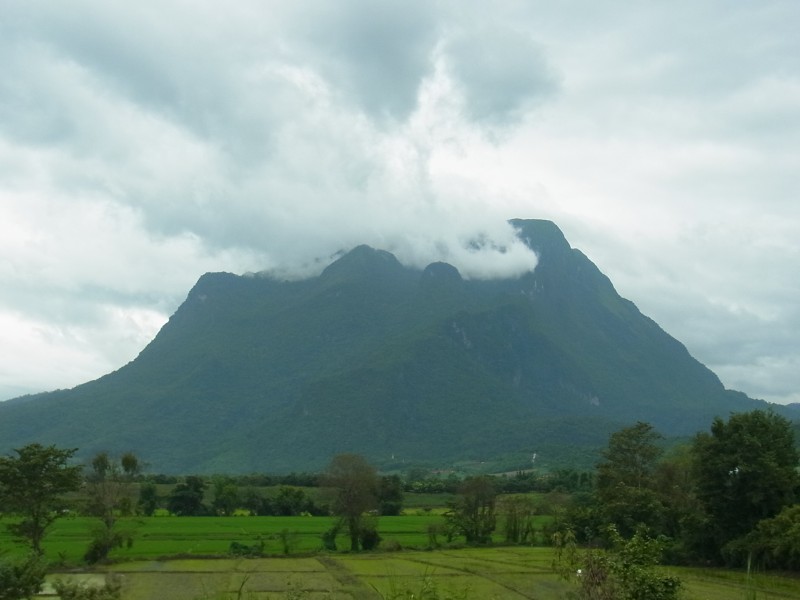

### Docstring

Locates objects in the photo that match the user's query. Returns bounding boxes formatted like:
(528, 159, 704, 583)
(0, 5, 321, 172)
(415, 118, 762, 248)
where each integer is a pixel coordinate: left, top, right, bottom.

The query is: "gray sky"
(1, 1, 798, 405)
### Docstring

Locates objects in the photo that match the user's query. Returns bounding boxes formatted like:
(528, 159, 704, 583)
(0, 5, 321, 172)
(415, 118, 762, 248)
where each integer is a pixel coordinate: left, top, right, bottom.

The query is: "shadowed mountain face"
(0, 220, 770, 473)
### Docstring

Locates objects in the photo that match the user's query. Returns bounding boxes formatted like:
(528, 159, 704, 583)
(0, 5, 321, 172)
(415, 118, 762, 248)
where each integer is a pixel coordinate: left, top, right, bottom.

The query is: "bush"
(321, 525, 340, 551)
(52, 574, 122, 600)
(84, 524, 134, 564)
(0, 555, 46, 600)
(228, 540, 264, 557)
(359, 524, 382, 551)
(553, 526, 681, 600)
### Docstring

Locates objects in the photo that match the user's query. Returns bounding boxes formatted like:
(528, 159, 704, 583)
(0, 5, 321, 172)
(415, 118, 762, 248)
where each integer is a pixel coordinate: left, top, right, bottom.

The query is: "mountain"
(0, 219, 775, 473)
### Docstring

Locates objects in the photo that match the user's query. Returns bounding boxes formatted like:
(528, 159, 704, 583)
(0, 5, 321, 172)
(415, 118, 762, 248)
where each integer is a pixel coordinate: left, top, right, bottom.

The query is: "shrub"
(228, 540, 264, 557)
(0, 555, 46, 600)
(553, 526, 681, 600)
(52, 574, 122, 600)
(359, 524, 382, 551)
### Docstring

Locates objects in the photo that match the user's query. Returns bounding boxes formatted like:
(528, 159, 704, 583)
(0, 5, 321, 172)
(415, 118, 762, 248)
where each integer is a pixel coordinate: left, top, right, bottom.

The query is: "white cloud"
(1, 0, 799, 404)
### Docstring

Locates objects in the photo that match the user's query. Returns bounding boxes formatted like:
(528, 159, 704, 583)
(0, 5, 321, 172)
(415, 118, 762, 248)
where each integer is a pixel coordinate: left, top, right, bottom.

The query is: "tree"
(323, 453, 378, 551)
(594, 422, 666, 537)
(0, 444, 83, 554)
(83, 452, 140, 563)
(85, 452, 140, 526)
(499, 494, 537, 544)
(445, 475, 497, 544)
(137, 482, 160, 516)
(725, 504, 800, 570)
(167, 476, 208, 516)
(0, 555, 46, 600)
(377, 475, 404, 516)
(274, 485, 310, 516)
(691, 410, 799, 560)
(210, 476, 240, 516)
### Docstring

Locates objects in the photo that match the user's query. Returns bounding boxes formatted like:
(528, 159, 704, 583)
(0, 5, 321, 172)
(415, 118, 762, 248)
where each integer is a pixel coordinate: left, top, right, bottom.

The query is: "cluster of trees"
(564, 410, 800, 569)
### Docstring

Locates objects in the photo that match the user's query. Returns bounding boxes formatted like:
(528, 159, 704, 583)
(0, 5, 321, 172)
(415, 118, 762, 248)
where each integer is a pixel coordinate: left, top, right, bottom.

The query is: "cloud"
(0, 0, 799, 405)
(283, 0, 442, 120)
(442, 25, 559, 126)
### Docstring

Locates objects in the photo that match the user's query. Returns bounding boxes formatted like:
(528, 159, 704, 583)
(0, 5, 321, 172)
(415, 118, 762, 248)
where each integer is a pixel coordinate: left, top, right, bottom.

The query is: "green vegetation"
(2, 409, 799, 598)
(0, 444, 83, 554)
(84, 452, 141, 564)
(0, 555, 46, 600)
(323, 453, 380, 552)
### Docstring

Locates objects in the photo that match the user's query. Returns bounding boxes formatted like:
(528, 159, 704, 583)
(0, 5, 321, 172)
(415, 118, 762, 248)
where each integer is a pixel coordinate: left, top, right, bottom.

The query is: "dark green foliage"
(724, 504, 800, 570)
(358, 517, 382, 551)
(321, 524, 340, 551)
(692, 410, 799, 561)
(594, 422, 667, 537)
(229, 539, 264, 557)
(499, 494, 537, 544)
(277, 529, 297, 555)
(167, 476, 208, 516)
(84, 452, 141, 563)
(210, 476, 240, 516)
(324, 454, 379, 551)
(378, 475, 404, 516)
(137, 482, 159, 516)
(84, 523, 133, 565)
(0, 220, 780, 473)
(0, 555, 46, 600)
(553, 526, 681, 600)
(274, 486, 311, 516)
(0, 444, 83, 554)
(445, 476, 497, 544)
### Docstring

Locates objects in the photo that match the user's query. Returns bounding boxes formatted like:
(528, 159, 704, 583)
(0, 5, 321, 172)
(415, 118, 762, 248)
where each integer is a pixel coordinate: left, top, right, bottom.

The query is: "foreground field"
(5, 517, 800, 598)
(43, 548, 800, 600)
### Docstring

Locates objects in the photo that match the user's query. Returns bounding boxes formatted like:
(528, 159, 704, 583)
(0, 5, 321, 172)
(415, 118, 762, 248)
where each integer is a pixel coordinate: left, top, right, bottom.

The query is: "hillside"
(0, 219, 772, 472)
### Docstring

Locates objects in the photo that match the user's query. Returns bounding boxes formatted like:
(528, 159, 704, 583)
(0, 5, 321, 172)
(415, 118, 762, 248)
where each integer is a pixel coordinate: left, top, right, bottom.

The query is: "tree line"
(1, 409, 798, 598)
(564, 410, 800, 570)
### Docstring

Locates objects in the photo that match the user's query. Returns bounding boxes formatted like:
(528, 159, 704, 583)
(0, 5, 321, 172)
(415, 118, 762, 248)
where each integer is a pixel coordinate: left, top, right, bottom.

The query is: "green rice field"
(41, 547, 800, 600)
(3, 517, 800, 598)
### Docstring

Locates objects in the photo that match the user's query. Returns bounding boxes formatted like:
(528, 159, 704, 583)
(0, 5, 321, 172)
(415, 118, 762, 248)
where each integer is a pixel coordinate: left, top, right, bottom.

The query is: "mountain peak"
(510, 218, 571, 258)
(320, 245, 404, 281)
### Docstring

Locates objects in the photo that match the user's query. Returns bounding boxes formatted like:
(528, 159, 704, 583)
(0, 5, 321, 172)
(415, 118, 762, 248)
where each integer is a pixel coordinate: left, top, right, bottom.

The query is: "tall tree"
(499, 494, 537, 544)
(594, 422, 666, 536)
(137, 482, 160, 517)
(445, 476, 497, 544)
(323, 454, 378, 551)
(210, 476, 240, 516)
(0, 444, 83, 554)
(692, 410, 799, 559)
(167, 476, 208, 516)
(84, 452, 141, 563)
(377, 475, 404, 516)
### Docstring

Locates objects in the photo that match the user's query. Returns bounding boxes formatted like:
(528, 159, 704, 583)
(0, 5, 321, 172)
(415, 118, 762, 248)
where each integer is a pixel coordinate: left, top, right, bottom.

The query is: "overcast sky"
(1, 1, 798, 405)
